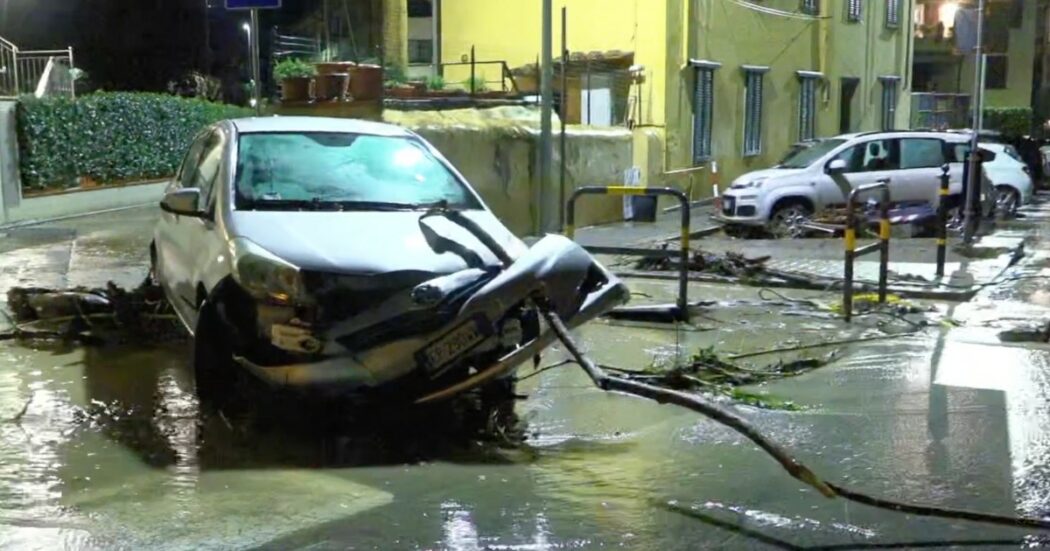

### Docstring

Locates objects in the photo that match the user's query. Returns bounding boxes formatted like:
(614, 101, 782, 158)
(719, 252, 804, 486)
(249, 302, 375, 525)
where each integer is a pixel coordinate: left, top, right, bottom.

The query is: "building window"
(879, 76, 900, 131)
(801, 0, 819, 15)
(885, 0, 900, 28)
(986, 54, 1008, 89)
(408, 39, 433, 64)
(797, 71, 822, 141)
(691, 60, 720, 163)
(846, 0, 862, 22)
(742, 66, 768, 157)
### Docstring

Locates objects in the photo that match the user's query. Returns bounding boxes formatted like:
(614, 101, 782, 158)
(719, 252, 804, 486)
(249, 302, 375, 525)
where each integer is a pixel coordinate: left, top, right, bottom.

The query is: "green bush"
(17, 92, 252, 191)
(983, 107, 1033, 138)
(273, 58, 316, 80)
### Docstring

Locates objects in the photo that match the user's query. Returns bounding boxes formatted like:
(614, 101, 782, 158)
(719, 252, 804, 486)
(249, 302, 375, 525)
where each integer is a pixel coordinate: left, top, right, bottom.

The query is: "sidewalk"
(573, 203, 1027, 300)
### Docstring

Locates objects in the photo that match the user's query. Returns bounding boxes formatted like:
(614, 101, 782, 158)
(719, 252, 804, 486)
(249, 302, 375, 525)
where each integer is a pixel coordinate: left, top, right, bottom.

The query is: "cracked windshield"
(4, 0, 1050, 549)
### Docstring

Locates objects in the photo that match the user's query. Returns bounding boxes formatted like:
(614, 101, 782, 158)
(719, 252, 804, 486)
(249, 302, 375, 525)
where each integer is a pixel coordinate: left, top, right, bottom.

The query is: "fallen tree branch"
(728, 332, 920, 360)
(536, 302, 1050, 531)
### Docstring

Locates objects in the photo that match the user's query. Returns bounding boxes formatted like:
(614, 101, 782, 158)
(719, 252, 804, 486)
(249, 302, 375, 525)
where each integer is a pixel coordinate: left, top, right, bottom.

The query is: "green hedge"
(983, 107, 1033, 138)
(17, 92, 252, 191)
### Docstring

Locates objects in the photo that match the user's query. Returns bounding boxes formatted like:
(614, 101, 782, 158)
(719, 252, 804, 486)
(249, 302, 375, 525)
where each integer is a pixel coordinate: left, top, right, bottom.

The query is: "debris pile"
(633, 248, 771, 278)
(601, 347, 834, 410)
(2, 282, 183, 344)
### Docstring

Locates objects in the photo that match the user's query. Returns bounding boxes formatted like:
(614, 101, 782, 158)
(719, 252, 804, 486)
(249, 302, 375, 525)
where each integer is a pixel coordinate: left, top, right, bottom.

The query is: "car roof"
(229, 116, 413, 137)
(832, 130, 969, 142)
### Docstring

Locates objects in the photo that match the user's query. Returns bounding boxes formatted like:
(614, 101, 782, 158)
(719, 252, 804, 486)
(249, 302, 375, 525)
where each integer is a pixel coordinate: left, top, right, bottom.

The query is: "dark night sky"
(0, 0, 321, 94)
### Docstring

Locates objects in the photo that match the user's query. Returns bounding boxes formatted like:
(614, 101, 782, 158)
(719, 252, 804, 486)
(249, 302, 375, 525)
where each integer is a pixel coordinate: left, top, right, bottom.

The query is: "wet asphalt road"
(2, 203, 1050, 549)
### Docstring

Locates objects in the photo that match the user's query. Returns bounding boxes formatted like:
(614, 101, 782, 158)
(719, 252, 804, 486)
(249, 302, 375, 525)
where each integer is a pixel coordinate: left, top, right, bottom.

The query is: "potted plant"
(274, 58, 316, 102)
(462, 76, 488, 96)
(423, 74, 461, 98)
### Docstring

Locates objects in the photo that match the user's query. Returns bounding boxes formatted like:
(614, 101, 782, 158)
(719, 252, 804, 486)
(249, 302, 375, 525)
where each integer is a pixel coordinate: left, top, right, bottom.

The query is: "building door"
(840, 78, 860, 134)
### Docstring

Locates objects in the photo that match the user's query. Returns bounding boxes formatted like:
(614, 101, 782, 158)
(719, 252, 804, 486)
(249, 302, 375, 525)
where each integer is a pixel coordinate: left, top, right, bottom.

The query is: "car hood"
(226, 209, 524, 275)
(730, 168, 804, 188)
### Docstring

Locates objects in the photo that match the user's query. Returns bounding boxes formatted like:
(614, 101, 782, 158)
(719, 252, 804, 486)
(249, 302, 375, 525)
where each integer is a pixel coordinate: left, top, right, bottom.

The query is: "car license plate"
(420, 317, 489, 374)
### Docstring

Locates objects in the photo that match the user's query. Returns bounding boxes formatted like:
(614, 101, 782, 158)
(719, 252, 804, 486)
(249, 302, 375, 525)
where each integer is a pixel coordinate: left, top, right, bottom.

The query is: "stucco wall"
(663, 0, 915, 191)
(440, 0, 915, 200)
(439, 0, 669, 127)
(385, 106, 631, 236)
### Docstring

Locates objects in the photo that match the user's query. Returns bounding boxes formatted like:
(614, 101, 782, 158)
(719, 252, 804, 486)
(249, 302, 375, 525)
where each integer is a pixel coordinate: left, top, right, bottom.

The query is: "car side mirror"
(160, 188, 204, 217)
(826, 159, 847, 174)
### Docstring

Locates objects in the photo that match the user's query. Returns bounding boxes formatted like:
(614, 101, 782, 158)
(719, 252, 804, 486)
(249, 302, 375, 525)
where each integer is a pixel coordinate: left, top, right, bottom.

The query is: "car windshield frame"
(777, 139, 847, 169)
(232, 131, 482, 212)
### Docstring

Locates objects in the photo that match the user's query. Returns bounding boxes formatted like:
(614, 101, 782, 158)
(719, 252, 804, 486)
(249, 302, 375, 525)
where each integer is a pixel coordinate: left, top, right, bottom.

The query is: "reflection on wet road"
(2, 205, 1050, 549)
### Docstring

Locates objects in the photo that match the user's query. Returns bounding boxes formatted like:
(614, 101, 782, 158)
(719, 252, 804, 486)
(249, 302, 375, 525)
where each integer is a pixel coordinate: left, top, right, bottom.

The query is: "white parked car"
(979, 142, 1033, 216)
(718, 130, 996, 237)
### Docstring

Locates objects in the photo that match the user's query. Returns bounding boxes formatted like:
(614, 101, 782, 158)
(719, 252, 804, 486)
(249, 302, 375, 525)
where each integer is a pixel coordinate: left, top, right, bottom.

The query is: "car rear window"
(234, 132, 480, 210)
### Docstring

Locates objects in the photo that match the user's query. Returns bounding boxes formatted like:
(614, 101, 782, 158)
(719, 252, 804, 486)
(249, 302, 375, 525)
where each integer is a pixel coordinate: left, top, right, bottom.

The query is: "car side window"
(900, 138, 945, 169)
(176, 134, 209, 189)
(832, 138, 899, 173)
(194, 131, 225, 207)
(831, 145, 864, 172)
(857, 139, 899, 172)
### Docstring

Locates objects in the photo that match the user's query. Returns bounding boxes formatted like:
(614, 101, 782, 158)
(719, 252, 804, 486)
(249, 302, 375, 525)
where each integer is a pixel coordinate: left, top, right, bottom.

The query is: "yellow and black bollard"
(566, 186, 691, 322)
(935, 163, 950, 278)
(842, 181, 891, 322)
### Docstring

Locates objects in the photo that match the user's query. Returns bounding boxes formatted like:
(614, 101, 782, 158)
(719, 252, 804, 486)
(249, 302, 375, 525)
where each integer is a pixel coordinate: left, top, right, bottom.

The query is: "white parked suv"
(979, 142, 1034, 216)
(718, 131, 1001, 237)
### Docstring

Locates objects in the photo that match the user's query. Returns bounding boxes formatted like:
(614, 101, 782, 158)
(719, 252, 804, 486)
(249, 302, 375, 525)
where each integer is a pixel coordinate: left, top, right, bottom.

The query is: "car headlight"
(736, 178, 767, 189)
(230, 237, 305, 305)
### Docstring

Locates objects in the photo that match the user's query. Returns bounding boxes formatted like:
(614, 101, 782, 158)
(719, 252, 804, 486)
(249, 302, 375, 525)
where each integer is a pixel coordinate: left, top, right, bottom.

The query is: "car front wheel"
(767, 202, 812, 239)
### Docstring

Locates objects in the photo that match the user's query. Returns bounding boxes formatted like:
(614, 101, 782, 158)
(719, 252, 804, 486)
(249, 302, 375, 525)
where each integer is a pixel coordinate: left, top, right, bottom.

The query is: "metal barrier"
(843, 181, 891, 322)
(935, 164, 950, 278)
(566, 186, 691, 322)
(0, 35, 74, 98)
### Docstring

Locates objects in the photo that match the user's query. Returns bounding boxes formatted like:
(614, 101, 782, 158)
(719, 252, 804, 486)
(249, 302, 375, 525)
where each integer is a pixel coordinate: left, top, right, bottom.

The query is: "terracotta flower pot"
(314, 72, 350, 101)
(349, 64, 383, 101)
(386, 85, 420, 98)
(280, 77, 313, 102)
(314, 61, 356, 75)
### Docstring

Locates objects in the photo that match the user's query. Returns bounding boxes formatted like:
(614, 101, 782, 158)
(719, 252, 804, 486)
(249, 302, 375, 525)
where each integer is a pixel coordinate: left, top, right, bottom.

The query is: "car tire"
(193, 303, 240, 408)
(994, 185, 1020, 219)
(767, 201, 813, 239)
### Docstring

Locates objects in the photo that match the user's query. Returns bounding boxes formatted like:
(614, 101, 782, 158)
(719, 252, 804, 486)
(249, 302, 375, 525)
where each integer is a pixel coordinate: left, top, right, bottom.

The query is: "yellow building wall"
(440, 0, 917, 203)
(662, 0, 915, 196)
(439, 0, 669, 126)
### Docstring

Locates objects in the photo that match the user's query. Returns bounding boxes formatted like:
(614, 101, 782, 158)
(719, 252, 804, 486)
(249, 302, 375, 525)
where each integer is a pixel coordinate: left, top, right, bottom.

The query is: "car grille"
(736, 205, 756, 217)
(722, 196, 736, 216)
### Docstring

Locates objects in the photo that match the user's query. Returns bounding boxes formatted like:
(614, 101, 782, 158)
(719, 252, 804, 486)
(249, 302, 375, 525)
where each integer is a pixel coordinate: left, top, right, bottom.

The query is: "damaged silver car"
(151, 116, 627, 407)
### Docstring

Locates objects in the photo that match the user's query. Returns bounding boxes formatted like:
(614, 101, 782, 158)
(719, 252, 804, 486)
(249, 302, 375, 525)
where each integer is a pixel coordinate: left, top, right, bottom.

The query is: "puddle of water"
(5, 205, 1050, 548)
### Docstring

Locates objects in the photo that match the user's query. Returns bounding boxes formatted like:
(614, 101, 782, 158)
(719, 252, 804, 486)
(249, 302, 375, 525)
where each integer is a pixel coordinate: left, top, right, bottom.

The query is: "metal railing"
(272, 29, 322, 61)
(911, 92, 971, 130)
(843, 181, 891, 322)
(567, 186, 692, 323)
(439, 47, 520, 94)
(0, 35, 75, 98)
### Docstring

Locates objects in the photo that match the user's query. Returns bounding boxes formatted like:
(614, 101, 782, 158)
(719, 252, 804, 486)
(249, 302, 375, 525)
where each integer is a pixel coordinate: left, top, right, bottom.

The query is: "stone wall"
(385, 106, 632, 236)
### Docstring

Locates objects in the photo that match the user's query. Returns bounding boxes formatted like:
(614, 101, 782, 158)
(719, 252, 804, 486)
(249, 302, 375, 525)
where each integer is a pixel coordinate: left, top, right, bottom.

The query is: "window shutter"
(886, 0, 900, 28)
(847, 0, 862, 22)
(797, 74, 819, 142)
(742, 67, 768, 157)
(879, 76, 900, 130)
(691, 61, 719, 163)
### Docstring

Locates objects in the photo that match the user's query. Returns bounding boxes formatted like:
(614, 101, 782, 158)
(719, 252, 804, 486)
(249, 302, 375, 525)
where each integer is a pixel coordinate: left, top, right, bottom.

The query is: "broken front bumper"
(235, 235, 629, 395)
